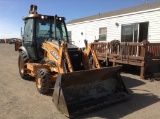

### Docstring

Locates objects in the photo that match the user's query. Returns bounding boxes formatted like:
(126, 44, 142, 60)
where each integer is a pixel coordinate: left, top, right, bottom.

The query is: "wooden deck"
(92, 40, 160, 79)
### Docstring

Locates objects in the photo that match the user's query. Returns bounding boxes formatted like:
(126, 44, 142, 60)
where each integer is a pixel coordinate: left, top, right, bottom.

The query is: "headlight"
(41, 16, 44, 19)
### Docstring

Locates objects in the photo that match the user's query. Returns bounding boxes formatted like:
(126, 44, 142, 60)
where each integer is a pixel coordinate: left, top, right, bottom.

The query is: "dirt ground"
(0, 44, 160, 119)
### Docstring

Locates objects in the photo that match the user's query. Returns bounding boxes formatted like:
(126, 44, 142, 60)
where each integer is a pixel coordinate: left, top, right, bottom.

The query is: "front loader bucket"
(53, 65, 129, 117)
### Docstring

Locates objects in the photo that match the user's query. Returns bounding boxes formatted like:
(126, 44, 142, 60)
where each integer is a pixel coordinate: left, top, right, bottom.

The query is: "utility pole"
(143, 0, 148, 3)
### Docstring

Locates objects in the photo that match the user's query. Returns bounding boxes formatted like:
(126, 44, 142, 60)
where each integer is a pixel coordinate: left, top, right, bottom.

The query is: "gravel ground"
(0, 44, 160, 119)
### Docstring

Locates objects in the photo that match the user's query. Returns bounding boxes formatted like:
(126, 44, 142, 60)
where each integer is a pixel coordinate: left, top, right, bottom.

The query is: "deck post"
(113, 61, 116, 66)
(140, 65, 145, 79)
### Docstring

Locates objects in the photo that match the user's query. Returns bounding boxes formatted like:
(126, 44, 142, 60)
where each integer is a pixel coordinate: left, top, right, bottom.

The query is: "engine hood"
(67, 43, 79, 50)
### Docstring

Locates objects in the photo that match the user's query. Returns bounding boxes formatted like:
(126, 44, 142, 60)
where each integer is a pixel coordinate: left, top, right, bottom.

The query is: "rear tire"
(35, 69, 51, 94)
(18, 51, 29, 79)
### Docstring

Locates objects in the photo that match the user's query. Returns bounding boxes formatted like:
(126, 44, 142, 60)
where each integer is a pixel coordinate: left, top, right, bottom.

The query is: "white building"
(67, 1, 160, 47)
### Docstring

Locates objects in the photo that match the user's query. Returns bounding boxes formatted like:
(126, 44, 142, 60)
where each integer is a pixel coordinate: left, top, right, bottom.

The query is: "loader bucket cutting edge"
(53, 65, 129, 117)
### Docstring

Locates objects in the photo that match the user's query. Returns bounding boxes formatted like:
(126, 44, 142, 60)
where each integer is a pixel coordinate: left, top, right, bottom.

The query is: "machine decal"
(50, 50, 58, 60)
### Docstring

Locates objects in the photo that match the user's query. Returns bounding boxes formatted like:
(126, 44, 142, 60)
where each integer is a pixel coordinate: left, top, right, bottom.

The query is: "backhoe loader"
(15, 5, 129, 117)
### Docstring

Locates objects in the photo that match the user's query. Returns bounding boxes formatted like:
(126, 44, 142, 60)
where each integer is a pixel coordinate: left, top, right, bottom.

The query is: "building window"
(99, 27, 107, 41)
(121, 22, 148, 42)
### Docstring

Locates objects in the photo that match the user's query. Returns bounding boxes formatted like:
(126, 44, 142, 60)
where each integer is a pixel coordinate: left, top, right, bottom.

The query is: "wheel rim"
(19, 58, 24, 73)
(36, 76, 42, 89)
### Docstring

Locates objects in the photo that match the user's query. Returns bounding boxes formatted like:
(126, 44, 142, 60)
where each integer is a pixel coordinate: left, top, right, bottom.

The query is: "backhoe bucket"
(53, 65, 129, 117)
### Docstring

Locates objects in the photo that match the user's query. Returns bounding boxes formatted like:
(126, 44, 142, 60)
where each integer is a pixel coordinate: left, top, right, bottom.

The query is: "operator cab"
(22, 5, 69, 61)
(35, 16, 68, 45)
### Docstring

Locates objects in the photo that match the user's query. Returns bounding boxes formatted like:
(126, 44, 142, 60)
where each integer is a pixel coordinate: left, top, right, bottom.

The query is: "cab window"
(24, 19, 33, 41)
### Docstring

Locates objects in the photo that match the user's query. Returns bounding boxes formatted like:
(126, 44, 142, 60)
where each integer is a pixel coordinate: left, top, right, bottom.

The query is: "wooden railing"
(92, 40, 160, 79)
(92, 42, 109, 60)
(92, 40, 160, 61)
(118, 42, 147, 61)
(148, 43, 160, 59)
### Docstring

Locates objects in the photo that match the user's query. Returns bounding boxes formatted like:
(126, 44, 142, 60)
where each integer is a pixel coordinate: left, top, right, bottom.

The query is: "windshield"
(36, 19, 68, 42)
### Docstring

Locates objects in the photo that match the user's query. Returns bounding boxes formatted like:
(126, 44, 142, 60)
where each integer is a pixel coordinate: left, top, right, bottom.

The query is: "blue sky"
(0, 0, 159, 39)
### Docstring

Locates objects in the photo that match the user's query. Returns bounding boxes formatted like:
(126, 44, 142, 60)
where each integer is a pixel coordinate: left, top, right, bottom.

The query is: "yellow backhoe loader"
(15, 5, 129, 117)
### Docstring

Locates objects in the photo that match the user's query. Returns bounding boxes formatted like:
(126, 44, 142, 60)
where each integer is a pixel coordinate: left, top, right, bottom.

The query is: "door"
(79, 30, 86, 48)
(139, 22, 149, 42)
(23, 19, 36, 59)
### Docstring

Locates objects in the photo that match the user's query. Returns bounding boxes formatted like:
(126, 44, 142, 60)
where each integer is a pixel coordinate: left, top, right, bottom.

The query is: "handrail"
(92, 40, 160, 61)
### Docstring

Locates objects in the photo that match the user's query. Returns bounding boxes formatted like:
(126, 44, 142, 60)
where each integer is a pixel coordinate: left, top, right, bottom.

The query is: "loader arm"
(58, 41, 74, 73)
(82, 43, 101, 69)
(42, 41, 74, 73)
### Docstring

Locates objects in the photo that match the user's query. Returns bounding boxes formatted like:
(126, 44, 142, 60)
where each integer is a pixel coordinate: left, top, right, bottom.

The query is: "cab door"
(23, 19, 36, 59)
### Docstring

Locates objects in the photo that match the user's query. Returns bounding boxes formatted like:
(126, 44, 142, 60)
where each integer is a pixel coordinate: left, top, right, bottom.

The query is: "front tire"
(18, 51, 29, 79)
(35, 69, 51, 94)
